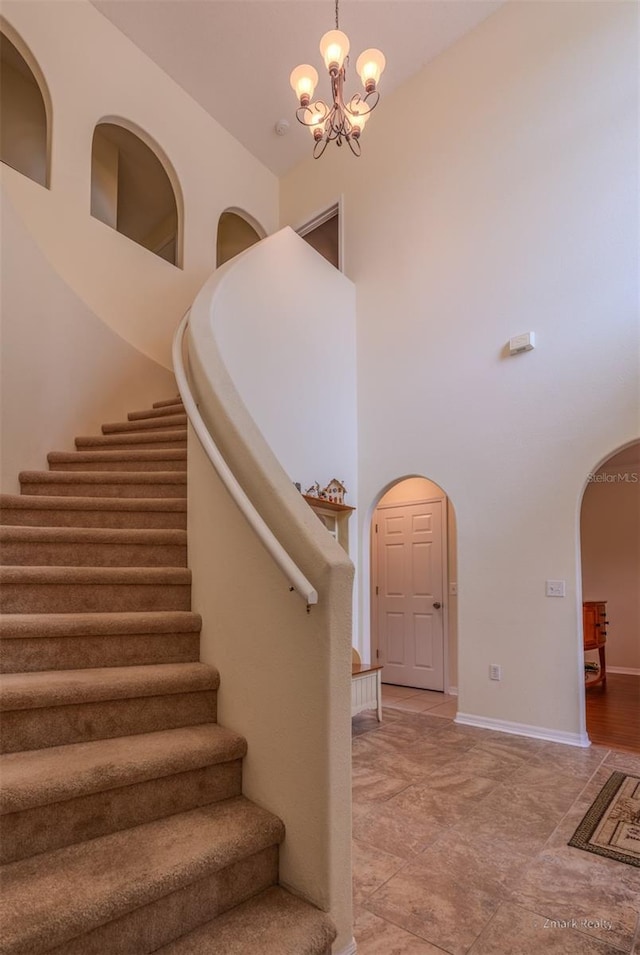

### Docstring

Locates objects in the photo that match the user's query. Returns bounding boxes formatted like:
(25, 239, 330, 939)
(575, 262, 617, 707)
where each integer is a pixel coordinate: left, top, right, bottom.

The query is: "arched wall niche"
(216, 207, 265, 267)
(90, 115, 184, 268)
(0, 19, 52, 188)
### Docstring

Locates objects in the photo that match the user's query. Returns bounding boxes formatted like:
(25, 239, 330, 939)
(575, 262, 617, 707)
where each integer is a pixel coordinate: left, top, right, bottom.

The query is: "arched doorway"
(0, 29, 51, 187)
(90, 120, 182, 266)
(370, 476, 458, 708)
(216, 209, 264, 267)
(580, 441, 640, 751)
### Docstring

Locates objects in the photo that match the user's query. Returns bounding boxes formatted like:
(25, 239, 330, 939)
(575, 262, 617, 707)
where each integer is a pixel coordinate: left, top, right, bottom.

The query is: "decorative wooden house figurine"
(323, 479, 347, 505)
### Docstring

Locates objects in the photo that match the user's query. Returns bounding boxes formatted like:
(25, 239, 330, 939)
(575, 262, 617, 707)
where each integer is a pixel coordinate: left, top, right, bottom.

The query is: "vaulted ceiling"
(92, 0, 503, 176)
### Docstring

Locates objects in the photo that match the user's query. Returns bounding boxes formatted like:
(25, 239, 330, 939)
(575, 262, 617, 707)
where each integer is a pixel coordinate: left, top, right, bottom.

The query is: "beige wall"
(186, 233, 357, 948)
(581, 471, 640, 672)
(281, 1, 639, 742)
(1, 0, 277, 485)
(375, 477, 458, 690)
(1, 1, 278, 368)
(1, 190, 176, 491)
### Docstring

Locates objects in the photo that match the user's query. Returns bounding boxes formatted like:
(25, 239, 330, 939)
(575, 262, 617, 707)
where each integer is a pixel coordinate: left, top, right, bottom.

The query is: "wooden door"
(375, 500, 445, 690)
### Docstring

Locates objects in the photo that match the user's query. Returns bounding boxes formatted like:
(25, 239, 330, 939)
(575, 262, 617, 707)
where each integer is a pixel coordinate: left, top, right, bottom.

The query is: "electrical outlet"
(546, 580, 566, 597)
(489, 664, 502, 681)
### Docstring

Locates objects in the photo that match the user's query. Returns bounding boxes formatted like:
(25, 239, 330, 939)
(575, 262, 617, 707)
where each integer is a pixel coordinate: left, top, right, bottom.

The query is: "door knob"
(433, 602, 441, 609)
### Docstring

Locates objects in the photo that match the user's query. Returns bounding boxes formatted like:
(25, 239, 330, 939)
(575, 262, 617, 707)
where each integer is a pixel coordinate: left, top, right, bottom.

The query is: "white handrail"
(172, 310, 319, 609)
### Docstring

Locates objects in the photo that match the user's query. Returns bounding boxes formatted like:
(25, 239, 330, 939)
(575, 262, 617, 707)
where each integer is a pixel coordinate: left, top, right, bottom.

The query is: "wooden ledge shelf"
(303, 495, 355, 513)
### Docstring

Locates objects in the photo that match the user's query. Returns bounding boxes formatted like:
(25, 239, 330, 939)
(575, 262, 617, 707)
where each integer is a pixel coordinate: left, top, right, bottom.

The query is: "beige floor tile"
(500, 764, 589, 814)
(365, 862, 501, 955)
(529, 740, 610, 778)
(351, 709, 640, 955)
(386, 767, 499, 828)
(442, 743, 527, 781)
(352, 837, 407, 905)
(420, 700, 458, 718)
(352, 711, 389, 737)
(508, 847, 639, 953)
(385, 697, 455, 715)
(603, 750, 640, 775)
(352, 761, 415, 803)
(468, 901, 627, 954)
(352, 799, 447, 860)
(381, 684, 428, 700)
(415, 828, 534, 898)
(354, 907, 450, 954)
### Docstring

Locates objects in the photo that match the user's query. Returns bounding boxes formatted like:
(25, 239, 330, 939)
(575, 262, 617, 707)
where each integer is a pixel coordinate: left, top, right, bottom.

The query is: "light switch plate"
(546, 580, 566, 597)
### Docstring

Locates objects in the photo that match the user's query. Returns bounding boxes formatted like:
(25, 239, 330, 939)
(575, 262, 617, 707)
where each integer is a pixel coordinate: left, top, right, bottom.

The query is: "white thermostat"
(509, 332, 535, 355)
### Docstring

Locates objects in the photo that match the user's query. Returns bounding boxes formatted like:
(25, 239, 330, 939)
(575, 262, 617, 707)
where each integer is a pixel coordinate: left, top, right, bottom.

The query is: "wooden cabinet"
(304, 495, 354, 553)
(583, 600, 608, 687)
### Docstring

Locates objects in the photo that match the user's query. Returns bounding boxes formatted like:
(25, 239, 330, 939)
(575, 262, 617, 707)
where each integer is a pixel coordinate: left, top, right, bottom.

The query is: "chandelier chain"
(335, 0, 339, 29)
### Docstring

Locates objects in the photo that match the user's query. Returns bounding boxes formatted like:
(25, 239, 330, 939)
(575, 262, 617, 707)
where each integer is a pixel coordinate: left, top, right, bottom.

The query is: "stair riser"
(44, 847, 278, 955)
(48, 459, 186, 473)
(0, 541, 187, 568)
(2, 761, 242, 864)
(20, 482, 187, 499)
(1, 690, 217, 753)
(0, 508, 187, 530)
(102, 416, 187, 435)
(0, 583, 191, 614)
(1, 633, 200, 673)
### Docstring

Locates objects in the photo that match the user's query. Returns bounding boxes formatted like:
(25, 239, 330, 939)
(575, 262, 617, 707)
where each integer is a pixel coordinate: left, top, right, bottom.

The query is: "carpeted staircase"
(0, 396, 336, 954)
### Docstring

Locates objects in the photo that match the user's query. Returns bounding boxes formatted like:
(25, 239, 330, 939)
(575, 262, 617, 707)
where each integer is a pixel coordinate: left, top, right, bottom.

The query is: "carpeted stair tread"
(127, 406, 185, 422)
(0, 723, 246, 815)
(0, 610, 201, 639)
(0, 526, 188, 568)
(48, 449, 187, 472)
(0, 526, 187, 546)
(0, 662, 216, 711)
(75, 430, 187, 450)
(101, 414, 187, 434)
(1, 494, 186, 514)
(0, 565, 190, 586)
(19, 471, 187, 499)
(153, 396, 184, 409)
(0, 566, 192, 614)
(0, 796, 284, 955)
(0, 495, 187, 530)
(155, 885, 336, 955)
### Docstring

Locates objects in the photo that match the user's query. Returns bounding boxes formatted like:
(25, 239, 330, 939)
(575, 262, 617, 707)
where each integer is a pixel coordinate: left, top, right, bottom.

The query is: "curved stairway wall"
(185, 228, 357, 952)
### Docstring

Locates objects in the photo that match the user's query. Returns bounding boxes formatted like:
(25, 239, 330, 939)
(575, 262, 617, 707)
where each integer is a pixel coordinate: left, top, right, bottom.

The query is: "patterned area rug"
(569, 772, 640, 867)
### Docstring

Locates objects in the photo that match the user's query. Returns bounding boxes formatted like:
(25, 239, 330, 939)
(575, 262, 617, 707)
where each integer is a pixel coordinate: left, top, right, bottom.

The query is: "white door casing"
(374, 499, 445, 690)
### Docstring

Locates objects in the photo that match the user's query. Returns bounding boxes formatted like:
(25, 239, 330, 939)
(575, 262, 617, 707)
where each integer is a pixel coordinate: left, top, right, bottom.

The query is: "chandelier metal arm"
(289, 0, 384, 157)
(294, 62, 378, 155)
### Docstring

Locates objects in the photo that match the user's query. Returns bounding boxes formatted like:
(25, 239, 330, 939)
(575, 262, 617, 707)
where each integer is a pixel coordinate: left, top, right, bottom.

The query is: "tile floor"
(352, 685, 640, 954)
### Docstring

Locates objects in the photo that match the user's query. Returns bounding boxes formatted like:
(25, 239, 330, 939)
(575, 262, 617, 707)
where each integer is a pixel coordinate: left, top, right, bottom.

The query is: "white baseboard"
(447, 685, 458, 697)
(607, 666, 640, 676)
(454, 712, 591, 748)
(333, 938, 357, 955)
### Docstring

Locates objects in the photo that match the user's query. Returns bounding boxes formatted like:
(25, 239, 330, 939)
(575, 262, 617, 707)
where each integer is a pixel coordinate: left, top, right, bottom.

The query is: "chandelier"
(289, 0, 385, 157)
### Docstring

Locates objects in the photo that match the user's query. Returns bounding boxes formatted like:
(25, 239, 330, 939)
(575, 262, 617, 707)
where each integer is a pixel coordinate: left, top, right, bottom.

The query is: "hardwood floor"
(585, 672, 640, 752)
